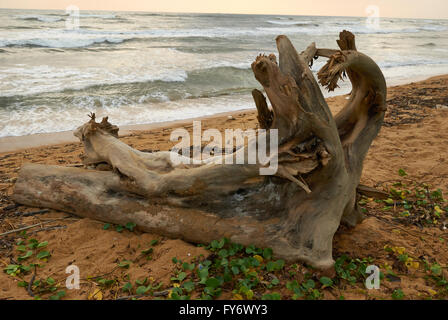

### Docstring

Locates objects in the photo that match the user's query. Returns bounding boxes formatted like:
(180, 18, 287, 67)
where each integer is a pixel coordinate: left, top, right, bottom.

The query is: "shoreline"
(0, 109, 254, 153)
(1, 74, 446, 153)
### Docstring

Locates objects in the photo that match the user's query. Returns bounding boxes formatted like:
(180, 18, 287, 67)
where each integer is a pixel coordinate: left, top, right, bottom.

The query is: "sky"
(0, 0, 447, 19)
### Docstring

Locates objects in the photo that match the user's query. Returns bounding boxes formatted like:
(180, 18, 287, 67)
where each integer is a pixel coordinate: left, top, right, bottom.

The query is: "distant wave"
(17, 15, 63, 23)
(379, 59, 448, 69)
(418, 25, 448, 32)
(418, 42, 437, 47)
(4, 24, 444, 49)
(134, 13, 164, 17)
(79, 14, 116, 19)
(267, 20, 319, 27)
(0, 25, 36, 30)
(2, 37, 125, 49)
(16, 13, 118, 23)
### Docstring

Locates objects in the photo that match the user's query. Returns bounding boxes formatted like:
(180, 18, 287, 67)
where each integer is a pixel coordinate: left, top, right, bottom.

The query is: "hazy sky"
(1, 0, 447, 19)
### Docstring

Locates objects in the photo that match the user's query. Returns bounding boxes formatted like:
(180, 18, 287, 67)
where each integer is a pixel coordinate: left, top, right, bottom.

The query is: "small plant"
(4, 238, 57, 299)
(261, 292, 281, 300)
(117, 260, 132, 269)
(358, 170, 448, 229)
(125, 222, 137, 232)
(392, 289, 405, 300)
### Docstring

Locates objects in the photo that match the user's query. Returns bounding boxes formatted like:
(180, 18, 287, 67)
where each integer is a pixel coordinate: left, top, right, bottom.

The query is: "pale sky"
(0, 0, 447, 19)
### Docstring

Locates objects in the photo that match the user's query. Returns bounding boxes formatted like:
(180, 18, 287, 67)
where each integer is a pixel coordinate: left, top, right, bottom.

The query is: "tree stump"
(12, 31, 386, 269)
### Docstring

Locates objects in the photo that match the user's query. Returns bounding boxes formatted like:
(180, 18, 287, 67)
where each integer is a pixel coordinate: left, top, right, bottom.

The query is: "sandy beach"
(0, 75, 447, 300)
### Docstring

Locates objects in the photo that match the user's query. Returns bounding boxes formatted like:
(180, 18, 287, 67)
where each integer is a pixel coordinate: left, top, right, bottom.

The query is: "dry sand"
(1, 75, 448, 300)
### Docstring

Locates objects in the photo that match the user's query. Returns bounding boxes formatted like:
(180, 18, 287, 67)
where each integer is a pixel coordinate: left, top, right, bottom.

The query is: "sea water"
(1, 9, 447, 137)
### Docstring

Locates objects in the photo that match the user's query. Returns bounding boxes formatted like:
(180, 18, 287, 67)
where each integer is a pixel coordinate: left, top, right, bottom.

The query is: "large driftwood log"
(13, 31, 386, 269)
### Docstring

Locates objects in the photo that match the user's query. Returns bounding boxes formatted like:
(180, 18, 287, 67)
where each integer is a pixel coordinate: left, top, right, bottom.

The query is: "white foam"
(266, 20, 314, 25)
(0, 94, 255, 137)
(3, 23, 444, 49)
(79, 14, 116, 19)
(0, 64, 189, 97)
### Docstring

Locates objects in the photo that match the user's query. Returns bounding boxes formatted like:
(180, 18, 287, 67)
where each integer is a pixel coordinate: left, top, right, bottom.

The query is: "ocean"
(1, 9, 448, 137)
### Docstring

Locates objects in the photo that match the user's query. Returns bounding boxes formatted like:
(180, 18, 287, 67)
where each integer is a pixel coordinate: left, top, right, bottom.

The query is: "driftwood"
(12, 31, 386, 269)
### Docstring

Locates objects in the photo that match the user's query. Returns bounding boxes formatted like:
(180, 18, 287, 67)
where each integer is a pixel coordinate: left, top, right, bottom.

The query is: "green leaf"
(286, 280, 299, 291)
(262, 293, 281, 300)
(103, 223, 111, 230)
(135, 278, 147, 285)
(18, 250, 33, 261)
(20, 265, 31, 273)
(262, 248, 273, 260)
(172, 271, 187, 282)
(392, 289, 404, 300)
(50, 290, 65, 300)
(18, 281, 28, 287)
(303, 279, 315, 290)
(182, 281, 195, 292)
(245, 245, 261, 255)
(136, 286, 149, 295)
(16, 245, 27, 252)
(223, 269, 232, 282)
(46, 277, 56, 285)
(431, 264, 442, 276)
(205, 277, 220, 289)
(198, 268, 209, 283)
(210, 239, 226, 250)
(182, 262, 195, 271)
(275, 259, 285, 270)
(177, 272, 187, 281)
(398, 254, 408, 262)
(245, 289, 254, 299)
(398, 169, 407, 177)
(97, 278, 115, 286)
(27, 239, 38, 249)
(122, 282, 132, 292)
(319, 277, 333, 288)
(141, 248, 153, 255)
(150, 239, 158, 246)
(231, 266, 239, 275)
(266, 261, 276, 272)
(115, 225, 124, 232)
(218, 249, 228, 258)
(37, 241, 48, 248)
(125, 222, 136, 232)
(118, 260, 131, 269)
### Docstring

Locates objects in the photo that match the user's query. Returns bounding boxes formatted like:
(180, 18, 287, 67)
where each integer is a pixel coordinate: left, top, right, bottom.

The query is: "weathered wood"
(252, 89, 273, 129)
(12, 31, 387, 270)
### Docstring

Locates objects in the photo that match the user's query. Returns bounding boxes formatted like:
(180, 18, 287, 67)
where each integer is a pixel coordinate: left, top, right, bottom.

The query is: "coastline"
(0, 109, 254, 153)
(0, 74, 447, 154)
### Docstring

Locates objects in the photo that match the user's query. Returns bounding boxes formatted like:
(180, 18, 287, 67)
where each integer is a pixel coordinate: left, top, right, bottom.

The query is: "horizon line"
(1, 7, 447, 21)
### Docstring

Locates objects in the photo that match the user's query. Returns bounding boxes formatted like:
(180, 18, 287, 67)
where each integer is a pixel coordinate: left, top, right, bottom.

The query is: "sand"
(1, 75, 448, 300)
